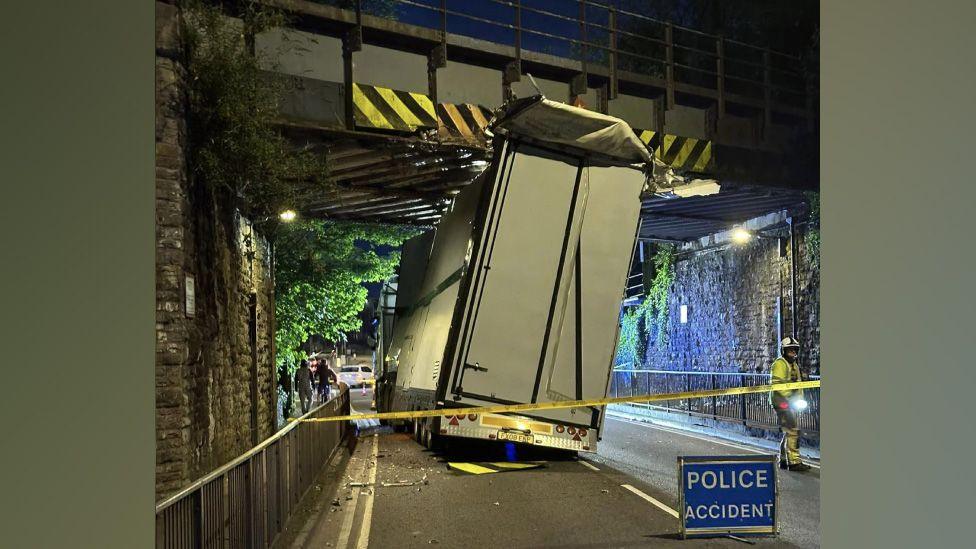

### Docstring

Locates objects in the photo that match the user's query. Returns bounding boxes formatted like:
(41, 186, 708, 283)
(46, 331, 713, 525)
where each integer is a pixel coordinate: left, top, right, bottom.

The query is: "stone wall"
(155, 1, 277, 501)
(645, 225, 820, 376)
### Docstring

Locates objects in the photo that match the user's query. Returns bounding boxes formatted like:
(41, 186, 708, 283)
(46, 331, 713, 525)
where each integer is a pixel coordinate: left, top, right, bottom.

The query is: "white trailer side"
(381, 97, 652, 451)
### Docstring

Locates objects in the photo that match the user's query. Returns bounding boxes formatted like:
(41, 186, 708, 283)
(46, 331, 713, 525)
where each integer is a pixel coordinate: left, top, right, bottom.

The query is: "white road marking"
(578, 460, 600, 472)
(607, 415, 821, 470)
(621, 484, 679, 518)
(336, 436, 377, 549)
(335, 451, 365, 549)
(355, 434, 380, 549)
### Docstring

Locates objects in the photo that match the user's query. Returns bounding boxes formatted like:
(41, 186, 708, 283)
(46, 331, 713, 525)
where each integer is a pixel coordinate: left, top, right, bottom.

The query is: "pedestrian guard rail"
(609, 368, 820, 434)
(155, 387, 351, 549)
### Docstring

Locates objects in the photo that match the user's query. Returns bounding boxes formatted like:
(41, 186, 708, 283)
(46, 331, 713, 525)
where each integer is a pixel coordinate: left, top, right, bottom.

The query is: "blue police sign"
(678, 455, 778, 538)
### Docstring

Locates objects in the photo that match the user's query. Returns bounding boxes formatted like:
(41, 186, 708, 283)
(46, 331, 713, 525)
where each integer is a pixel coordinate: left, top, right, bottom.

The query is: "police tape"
(296, 380, 820, 423)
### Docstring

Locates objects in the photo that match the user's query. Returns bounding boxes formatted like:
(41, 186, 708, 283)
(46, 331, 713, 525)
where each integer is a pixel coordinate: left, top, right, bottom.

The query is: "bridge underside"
(282, 122, 490, 225)
(640, 184, 807, 243)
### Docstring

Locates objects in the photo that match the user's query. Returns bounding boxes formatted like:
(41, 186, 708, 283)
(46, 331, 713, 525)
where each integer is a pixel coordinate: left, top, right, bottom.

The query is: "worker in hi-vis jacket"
(770, 337, 812, 472)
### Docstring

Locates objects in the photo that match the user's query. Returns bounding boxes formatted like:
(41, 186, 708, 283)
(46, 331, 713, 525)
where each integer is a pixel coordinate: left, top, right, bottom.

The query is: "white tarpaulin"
(490, 97, 654, 166)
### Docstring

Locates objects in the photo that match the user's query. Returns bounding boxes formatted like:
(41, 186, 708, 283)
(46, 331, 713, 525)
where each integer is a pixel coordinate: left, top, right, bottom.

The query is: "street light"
(731, 227, 752, 244)
(279, 210, 297, 222)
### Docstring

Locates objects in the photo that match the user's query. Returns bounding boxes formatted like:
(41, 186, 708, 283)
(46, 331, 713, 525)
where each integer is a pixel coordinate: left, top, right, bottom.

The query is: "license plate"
(497, 431, 533, 444)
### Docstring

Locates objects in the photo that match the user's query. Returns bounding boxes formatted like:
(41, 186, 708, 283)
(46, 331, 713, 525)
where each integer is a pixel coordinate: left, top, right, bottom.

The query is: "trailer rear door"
(450, 147, 585, 404)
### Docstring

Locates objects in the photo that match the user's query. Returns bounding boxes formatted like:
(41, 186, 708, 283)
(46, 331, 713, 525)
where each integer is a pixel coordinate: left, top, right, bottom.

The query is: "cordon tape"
(294, 381, 820, 423)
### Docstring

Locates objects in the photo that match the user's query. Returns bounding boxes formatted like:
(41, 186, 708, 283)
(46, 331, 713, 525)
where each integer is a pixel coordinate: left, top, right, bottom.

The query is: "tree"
(274, 220, 420, 367)
(181, 0, 329, 220)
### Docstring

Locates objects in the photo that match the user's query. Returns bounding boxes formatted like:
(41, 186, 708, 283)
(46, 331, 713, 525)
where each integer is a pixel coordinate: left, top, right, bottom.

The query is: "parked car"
(338, 365, 374, 388)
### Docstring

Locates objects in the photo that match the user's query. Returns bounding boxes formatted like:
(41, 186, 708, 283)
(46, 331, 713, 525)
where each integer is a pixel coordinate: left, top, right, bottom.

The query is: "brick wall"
(645, 226, 820, 376)
(155, 1, 276, 501)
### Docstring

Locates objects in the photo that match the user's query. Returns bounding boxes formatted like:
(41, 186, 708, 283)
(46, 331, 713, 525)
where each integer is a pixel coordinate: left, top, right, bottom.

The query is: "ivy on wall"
(805, 191, 820, 268)
(616, 244, 676, 367)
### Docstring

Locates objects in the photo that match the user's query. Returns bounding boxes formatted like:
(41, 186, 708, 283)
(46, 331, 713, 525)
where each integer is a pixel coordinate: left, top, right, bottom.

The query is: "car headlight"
(792, 399, 808, 411)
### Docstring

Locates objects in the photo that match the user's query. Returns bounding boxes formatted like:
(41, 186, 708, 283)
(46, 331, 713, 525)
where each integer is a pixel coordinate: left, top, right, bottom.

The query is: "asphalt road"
(278, 389, 819, 549)
(593, 415, 820, 548)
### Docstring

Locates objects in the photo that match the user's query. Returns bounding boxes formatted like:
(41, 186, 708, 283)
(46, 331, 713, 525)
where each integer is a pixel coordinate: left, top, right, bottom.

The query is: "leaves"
(274, 220, 420, 366)
(804, 191, 820, 269)
(181, 1, 329, 219)
(616, 245, 675, 367)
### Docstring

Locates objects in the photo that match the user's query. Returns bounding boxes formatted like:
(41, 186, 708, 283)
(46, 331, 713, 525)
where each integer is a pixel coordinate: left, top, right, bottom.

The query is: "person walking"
(769, 337, 811, 472)
(277, 361, 293, 419)
(294, 359, 314, 414)
(316, 358, 336, 402)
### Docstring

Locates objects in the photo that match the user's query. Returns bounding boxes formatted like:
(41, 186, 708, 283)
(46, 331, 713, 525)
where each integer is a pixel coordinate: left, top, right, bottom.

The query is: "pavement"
(274, 388, 820, 549)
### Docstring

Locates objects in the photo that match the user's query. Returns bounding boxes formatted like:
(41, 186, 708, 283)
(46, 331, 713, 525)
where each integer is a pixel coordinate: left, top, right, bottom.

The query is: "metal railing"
(608, 368, 820, 434)
(325, 0, 813, 117)
(155, 387, 351, 549)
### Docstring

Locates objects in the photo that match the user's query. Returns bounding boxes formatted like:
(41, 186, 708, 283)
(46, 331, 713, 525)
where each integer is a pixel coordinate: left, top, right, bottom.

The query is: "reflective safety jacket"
(769, 356, 804, 409)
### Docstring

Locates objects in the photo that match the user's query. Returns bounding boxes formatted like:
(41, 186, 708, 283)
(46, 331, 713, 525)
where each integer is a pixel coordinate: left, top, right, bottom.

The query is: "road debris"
(381, 473, 428, 487)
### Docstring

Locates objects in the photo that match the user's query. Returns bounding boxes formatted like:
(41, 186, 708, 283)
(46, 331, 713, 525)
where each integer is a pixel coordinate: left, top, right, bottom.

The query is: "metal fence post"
(740, 374, 748, 425)
(222, 474, 230, 549)
(710, 373, 717, 418)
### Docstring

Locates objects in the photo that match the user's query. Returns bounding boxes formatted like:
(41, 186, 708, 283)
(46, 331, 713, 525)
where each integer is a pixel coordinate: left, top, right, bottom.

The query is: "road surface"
(276, 388, 820, 548)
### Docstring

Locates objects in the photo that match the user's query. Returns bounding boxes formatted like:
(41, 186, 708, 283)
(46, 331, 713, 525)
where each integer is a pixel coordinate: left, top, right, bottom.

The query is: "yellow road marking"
(448, 462, 498, 474)
(488, 462, 545, 470)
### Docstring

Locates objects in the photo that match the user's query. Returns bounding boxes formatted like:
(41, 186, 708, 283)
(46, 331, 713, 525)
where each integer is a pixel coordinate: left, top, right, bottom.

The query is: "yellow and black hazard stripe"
(636, 129, 662, 153)
(448, 461, 546, 475)
(437, 103, 493, 144)
(351, 83, 437, 133)
(634, 129, 713, 174)
(657, 134, 713, 173)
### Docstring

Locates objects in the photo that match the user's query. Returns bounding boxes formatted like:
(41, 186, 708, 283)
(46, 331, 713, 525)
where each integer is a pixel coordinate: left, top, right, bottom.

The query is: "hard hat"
(780, 336, 801, 350)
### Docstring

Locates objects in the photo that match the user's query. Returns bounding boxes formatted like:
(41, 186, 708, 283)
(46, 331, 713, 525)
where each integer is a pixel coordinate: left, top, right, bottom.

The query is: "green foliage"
(180, 1, 329, 219)
(274, 220, 420, 366)
(617, 306, 648, 368)
(616, 245, 676, 367)
(644, 245, 676, 345)
(804, 191, 820, 269)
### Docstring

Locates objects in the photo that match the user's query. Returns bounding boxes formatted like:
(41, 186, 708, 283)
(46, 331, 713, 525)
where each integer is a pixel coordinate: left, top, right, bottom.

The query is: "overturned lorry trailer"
(375, 97, 653, 452)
